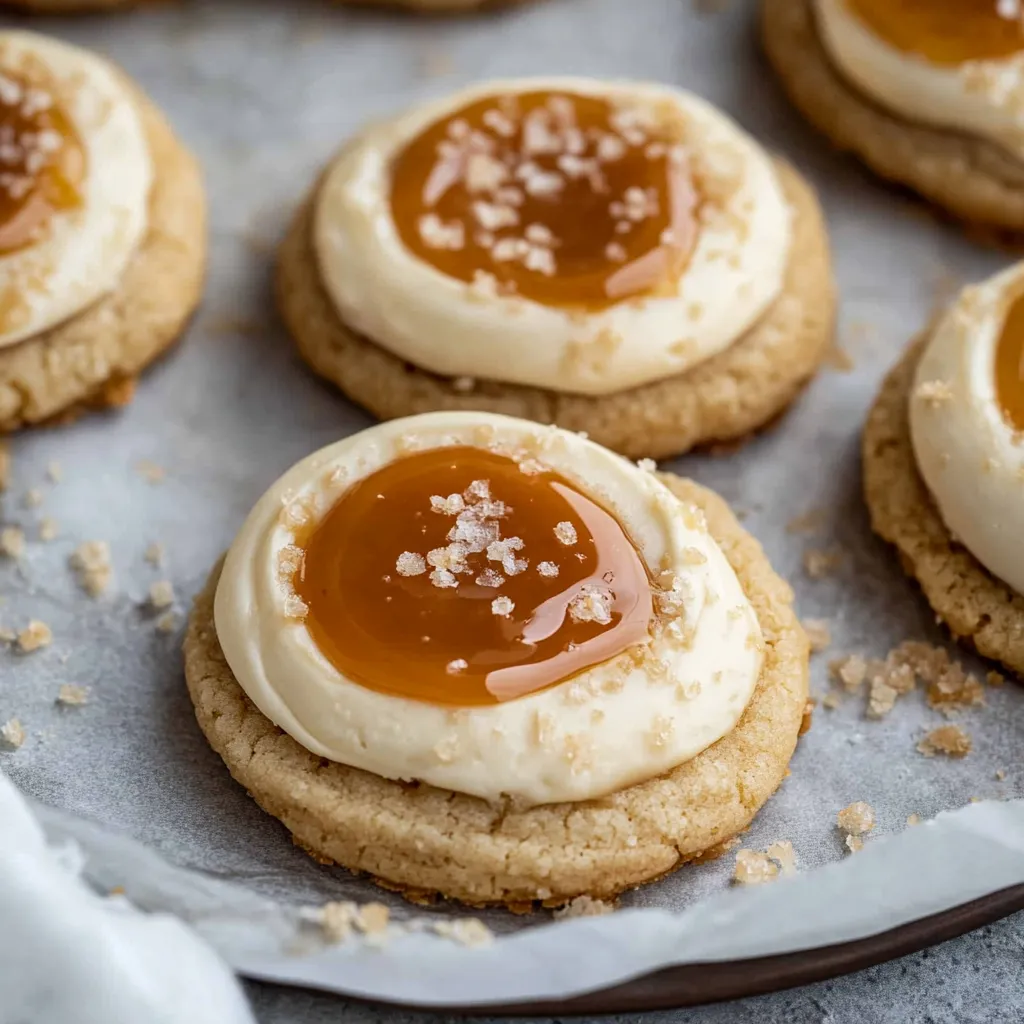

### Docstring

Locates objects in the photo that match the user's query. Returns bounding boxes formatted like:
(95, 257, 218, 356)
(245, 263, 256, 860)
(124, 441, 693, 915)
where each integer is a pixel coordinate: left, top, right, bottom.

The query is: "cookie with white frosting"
(865, 263, 1024, 678)
(0, 31, 205, 431)
(763, 0, 1024, 232)
(185, 412, 809, 908)
(277, 78, 834, 460)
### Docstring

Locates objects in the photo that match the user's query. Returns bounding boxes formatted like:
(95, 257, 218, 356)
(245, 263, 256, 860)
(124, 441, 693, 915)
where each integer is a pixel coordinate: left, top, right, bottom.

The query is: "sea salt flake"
(537, 561, 559, 578)
(396, 552, 427, 577)
(554, 521, 577, 545)
(491, 596, 515, 617)
(568, 585, 613, 625)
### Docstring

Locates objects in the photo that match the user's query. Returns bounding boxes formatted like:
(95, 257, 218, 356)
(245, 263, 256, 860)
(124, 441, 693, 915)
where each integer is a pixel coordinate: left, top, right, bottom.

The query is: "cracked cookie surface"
(184, 473, 809, 909)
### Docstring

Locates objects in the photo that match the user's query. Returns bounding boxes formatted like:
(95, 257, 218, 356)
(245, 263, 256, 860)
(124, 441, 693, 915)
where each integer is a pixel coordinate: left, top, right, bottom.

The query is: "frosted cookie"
(277, 78, 835, 461)
(864, 263, 1024, 678)
(185, 411, 809, 908)
(0, 31, 206, 432)
(763, 0, 1024, 232)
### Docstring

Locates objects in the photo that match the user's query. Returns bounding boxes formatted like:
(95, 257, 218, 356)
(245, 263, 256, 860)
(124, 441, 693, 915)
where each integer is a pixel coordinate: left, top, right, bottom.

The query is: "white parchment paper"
(29, 794, 1024, 1008)
(1, 0, 1022, 1009)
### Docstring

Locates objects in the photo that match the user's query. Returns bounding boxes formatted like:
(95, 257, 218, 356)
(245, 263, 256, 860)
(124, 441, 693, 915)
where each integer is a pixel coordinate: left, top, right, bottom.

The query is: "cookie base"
(184, 473, 809, 909)
(0, 85, 206, 432)
(863, 338, 1024, 678)
(761, 0, 1024, 233)
(276, 159, 834, 461)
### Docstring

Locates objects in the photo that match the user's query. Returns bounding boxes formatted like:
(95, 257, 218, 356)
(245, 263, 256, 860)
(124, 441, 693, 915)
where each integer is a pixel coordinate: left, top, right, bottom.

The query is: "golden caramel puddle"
(388, 90, 700, 310)
(995, 287, 1024, 432)
(294, 447, 654, 706)
(847, 0, 1024, 65)
(0, 70, 86, 257)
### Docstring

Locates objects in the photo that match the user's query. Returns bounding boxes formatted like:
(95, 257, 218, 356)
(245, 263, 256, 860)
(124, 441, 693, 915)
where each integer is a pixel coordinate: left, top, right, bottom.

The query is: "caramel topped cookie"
(278, 77, 834, 459)
(0, 31, 205, 431)
(187, 413, 809, 905)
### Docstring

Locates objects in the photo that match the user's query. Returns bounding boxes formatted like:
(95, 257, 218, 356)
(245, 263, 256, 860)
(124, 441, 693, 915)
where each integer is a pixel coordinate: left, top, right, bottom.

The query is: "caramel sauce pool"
(388, 90, 700, 310)
(294, 448, 654, 706)
(995, 288, 1024, 432)
(847, 0, 1024, 65)
(0, 71, 86, 256)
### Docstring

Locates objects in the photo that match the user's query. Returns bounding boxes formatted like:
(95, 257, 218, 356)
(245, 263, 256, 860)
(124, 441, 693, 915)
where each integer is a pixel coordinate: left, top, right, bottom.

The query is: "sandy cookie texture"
(276, 159, 834, 462)
(0, 87, 206, 432)
(184, 474, 809, 909)
(863, 338, 1024, 678)
(762, 0, 1024, 232)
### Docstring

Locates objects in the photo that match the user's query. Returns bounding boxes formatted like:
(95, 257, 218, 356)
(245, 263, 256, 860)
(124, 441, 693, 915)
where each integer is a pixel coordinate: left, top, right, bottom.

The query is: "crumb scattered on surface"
(733, 849, 779, 885)
(136, 460, 165, 484)
(319, 901, 357, 943)
(148, 580, 175, 609)
(837, 801, 875, 836)
(46, 461, 62, 483)
(0, 626, 14, 644)
(17, 620, 52, 653)
(822, 691, 842, 710)
(803, 618, 831, 653)
(23, 488, 42, 508)
(155, 612, 178, 634)
(553, 895, 615, 919)
(433, 918, 494, 946)
(830, 654, 867, 692)
(995, 769, 1007, 781)
(1, 718, 25, 749)
(845, 835, 864, 854)
(803, 548, 843, 579)
(906, 813, 922, 827)
(57, 684, 89, 707)
(918, 725, 972, 758)
(0, 526, 25, 559)
(354, 903, 390, 936)
(144, 542, 165, 568)
(38, 518, 58, 542)
(69, 541, 113, 597)
(766, 840, 798, 875)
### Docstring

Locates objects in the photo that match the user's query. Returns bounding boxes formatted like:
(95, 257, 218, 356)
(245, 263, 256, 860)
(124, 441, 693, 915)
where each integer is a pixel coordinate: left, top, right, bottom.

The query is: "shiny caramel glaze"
(847, 0, 1024, 65)
(995, 287, 1024, 432)
(388, 89, 700, 310)
(0, 70, 85, 256)
(294, 447, 654, 706)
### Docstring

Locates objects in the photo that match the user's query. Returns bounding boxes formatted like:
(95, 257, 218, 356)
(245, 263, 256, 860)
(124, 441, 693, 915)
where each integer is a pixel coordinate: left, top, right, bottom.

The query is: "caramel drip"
(388, 90, 700, 310)
(293, 447, 653, 706)
(848, 0, 1024, 65)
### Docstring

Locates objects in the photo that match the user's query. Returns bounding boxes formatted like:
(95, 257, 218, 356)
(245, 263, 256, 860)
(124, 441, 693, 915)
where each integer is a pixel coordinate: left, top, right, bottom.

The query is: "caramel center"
(0, 70, 85, 257)
(995, 287, 1024, 432)
(847, 0, 1024, 65)
(388, 90, 701, 310)
(293, 447, 654, 706)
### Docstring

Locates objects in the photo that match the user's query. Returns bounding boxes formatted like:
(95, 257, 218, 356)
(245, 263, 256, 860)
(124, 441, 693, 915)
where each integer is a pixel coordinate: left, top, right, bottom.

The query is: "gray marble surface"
(2, 0, 1023, 1019)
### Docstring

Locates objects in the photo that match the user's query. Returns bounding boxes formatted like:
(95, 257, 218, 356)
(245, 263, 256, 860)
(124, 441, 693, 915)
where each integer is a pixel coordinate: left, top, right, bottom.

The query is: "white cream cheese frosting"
(910, 262, 1024, 596)
(313, 77, 792, 398)
(214, 412, 764, 807)
(816, 0, 1024, 161)
(0, 30, 152, 349)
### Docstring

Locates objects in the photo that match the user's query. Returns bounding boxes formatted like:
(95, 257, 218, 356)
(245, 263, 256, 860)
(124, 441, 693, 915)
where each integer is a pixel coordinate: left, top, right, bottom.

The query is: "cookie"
(863, 337, 1024, 677)
(278, 156, 832, 462)
(761, 0, 1024, 232)
(184, 472, 809, 909)
(0, 85, 206, 432)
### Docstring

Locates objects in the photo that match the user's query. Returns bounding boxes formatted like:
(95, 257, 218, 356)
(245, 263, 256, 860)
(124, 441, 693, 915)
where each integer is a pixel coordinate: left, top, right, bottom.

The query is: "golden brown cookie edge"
(184, 473, 809, 909)
(863, 336, 1024, 678)
(761, 0, 1024, 232)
